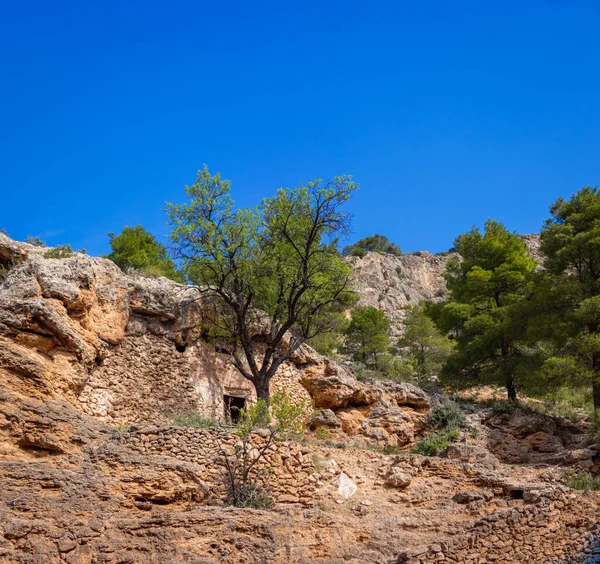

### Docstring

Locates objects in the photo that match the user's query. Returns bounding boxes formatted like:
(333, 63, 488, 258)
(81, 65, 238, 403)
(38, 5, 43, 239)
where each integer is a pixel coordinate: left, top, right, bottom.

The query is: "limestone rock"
(337, 472, 358, 499)
(309, 409, 342, 430)
(453, 489, 493, 504)
(385, 467, 412, 488)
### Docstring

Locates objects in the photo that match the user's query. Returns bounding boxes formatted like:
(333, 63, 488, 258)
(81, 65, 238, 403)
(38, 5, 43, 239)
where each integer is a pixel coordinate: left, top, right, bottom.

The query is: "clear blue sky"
(1, 0, 599, 255)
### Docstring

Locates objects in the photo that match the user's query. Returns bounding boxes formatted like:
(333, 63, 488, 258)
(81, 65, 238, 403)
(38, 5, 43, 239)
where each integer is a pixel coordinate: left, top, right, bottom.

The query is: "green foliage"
(344, 306, 391, 367)
(412, 428, 459, 456)
(427, 401, 467, 431)
(167, 166, 358, 402)
(44, 244, 76, 259)
(563, 469, 600, 491)
(0, 266, 8, 285)
(434, 220, 538, 400)
(354, 353, 415, 382)
(539, 187, 600, 409)
(105, 225, 185, 283)
(397, 303, 454, 385)
(172, 412, 218, 428)
(221, 392, 306, 508)
(315, 427, 329, 441)
(307, 312, 349, 356)
(343, 234, 402, 257)
(25, 236, 46, 247)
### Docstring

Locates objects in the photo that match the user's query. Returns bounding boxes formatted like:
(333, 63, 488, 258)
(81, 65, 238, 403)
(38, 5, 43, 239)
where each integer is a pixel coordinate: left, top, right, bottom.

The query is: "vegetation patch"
(412, 428, 459, 456)
(563, 470, 600, 491)
(427, 401, 467, 431)
(172, 412, 218, 428)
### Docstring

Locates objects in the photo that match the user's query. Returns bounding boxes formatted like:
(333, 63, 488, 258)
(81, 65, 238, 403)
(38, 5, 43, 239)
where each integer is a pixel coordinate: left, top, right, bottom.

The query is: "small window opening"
(175, 343, 186, 353)
(509, 489, 524, 500)
(224, 395, 246, 424)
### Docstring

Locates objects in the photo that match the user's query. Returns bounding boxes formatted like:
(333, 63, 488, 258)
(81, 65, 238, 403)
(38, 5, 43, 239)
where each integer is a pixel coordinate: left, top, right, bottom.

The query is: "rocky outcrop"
(346, 250, 455, 337)
(300, 368, 431, 446)
(346, 234, 543, 337)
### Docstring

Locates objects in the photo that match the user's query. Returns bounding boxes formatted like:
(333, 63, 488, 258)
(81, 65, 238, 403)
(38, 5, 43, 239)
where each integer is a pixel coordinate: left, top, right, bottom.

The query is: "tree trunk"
(506, 374, 517, 402)
(592, 354, 600, 411)
(254, 377, 271, 406)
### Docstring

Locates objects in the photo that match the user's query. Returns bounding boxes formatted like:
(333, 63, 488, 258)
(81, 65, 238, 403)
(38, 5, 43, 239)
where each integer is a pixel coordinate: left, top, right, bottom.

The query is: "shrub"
(490, 399, 520, 422)
(172, 412, 218, 428)
(45, 244, 75, 259)
(221, 391, 307, 508)
(25, 236, 46, 247)
(412, 429, 459, 457)
(563, 470, 600, 491)
(0, 266, 8, 284)
(427, 401, 467, 431)
(105, 225, 186, 283)
(343, 234, 402, 257)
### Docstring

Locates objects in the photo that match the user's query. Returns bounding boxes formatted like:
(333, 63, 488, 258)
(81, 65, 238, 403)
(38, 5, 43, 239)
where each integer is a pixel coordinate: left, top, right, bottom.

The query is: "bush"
(221, 391, 307, 508)
(343, 234, 402, 257)
(563, 469, 600, 491)
(45, 244, 76, 259)
(0, 265, 8, 284)
(25, 236, 46, 247)
(105, 225, 186, 283)
(172, 412, 218, 428)
(427, 401, 467, 431)
(412, 428, 459, 456)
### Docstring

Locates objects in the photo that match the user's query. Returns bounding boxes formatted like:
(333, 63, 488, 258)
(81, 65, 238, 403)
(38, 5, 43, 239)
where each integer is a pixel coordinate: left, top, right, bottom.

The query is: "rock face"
(346, 250, 455, 337)
(0, 233, 317, 424)
(2, 233, 598, 564)
(346, 234, 543, 337)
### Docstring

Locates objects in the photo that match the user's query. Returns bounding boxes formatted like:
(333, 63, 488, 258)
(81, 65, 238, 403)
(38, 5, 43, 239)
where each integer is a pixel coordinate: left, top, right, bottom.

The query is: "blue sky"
(1, 0, 599, 255)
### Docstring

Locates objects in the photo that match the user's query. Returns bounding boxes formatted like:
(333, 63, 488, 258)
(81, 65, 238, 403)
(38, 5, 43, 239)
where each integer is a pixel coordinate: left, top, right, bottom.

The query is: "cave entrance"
(224, 395, 246, 424)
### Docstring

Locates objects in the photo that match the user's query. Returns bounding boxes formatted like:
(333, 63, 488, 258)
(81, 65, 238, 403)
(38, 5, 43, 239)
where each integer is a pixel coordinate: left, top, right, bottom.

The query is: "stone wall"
(121, 425, 317, 504)
(396, 487, 600, 563)
(77, 324, 314, 425)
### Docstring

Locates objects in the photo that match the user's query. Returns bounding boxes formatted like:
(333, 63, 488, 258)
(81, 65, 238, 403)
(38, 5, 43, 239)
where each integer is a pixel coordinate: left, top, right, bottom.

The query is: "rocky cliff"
(347, 233, 542, 337)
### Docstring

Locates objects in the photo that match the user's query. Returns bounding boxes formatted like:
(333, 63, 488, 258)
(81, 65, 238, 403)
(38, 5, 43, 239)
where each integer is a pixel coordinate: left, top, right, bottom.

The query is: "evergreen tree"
(105, 225, 185, 283)
(540, 186, 600, 409)
(435, 220, 537, 400)
(344, 306, 391, 367)
(397, 303, 454, 385)
(343, 234, 402, 257)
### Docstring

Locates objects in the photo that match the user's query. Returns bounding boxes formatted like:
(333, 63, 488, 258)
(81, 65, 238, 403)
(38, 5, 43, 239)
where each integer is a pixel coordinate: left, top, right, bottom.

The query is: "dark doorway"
(224, 395, 246, 424)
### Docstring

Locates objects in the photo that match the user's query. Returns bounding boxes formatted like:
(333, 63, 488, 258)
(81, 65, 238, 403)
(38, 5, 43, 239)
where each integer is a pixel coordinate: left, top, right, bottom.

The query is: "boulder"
(308, 409, 342, 430)
(385, 467, 412, 488)
(452, 489, 493, 504)
(338, 472, 358, 499)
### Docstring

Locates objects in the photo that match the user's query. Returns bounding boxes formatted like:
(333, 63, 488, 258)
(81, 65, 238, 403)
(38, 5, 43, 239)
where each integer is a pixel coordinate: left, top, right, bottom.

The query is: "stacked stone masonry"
(396, 488, 600, 563)
(121, 425, 317, 505)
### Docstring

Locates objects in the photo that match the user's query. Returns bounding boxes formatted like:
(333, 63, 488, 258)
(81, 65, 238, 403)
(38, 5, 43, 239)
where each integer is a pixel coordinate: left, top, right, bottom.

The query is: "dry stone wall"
(396, 487, 600, 563)
(121, 425, 317, 504)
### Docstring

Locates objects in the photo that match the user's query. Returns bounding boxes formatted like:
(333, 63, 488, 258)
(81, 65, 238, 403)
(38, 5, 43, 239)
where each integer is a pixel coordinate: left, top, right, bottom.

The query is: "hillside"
(1, 233, 599, 563)
(346, 234, 541, 337)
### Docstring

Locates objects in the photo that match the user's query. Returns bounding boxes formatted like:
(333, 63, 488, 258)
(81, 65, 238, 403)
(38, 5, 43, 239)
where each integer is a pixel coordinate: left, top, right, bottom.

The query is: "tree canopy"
(167, 166, 358, 403)
(397, 303, 454, 385)
(540, 186, 600, 409)
(105, 225, 186, 283)
(343, 234, 402, 258)
(433, 220, 537, 400)
(343, 305, 391, 367)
